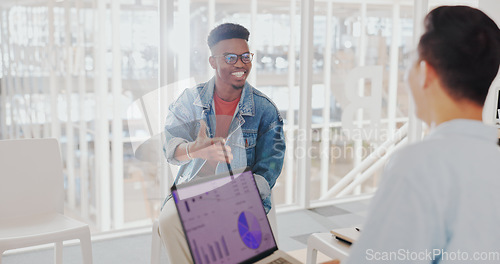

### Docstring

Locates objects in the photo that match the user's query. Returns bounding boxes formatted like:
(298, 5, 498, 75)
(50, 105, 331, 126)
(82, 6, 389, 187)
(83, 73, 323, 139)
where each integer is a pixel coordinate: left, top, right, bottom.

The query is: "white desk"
(306, 233, 351, 264)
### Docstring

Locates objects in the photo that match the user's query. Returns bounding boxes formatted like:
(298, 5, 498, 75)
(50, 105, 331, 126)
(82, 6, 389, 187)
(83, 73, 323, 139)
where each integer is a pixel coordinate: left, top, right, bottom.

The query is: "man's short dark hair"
(418, 6, 500, 105)
(207, 23, 250, 49)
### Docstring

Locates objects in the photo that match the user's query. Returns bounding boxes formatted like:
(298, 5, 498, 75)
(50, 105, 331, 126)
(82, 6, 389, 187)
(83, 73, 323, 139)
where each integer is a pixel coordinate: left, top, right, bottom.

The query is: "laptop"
(171, 167, 301, 264)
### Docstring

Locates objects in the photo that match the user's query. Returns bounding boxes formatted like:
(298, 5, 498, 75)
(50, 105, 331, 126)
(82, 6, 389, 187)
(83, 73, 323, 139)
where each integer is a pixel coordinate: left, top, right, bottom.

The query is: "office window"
(0, 0, 483, 233)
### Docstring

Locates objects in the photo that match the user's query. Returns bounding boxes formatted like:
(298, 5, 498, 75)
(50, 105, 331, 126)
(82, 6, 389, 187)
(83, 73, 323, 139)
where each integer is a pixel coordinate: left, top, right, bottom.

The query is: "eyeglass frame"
(211, 52, 254, 65)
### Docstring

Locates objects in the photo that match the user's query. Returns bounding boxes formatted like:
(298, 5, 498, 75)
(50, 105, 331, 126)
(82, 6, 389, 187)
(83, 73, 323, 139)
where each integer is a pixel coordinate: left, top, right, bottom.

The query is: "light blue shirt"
(345, 119, 500, 264)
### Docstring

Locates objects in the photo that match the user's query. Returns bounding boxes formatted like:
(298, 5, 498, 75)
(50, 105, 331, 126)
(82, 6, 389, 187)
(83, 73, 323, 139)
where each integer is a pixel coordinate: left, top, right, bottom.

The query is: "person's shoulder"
(250, 86, 283, 122)
(187, 82, 207, 95)
(173, 82, 206, 101)
(391, 137, 446, 163)
(384, 140, 434, 174)
(384, 138, 450, 183)
(169, 82, 207, 111)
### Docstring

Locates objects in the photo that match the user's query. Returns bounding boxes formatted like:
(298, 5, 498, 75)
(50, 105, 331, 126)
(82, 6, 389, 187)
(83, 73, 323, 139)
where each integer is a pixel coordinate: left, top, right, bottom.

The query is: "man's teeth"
(232, 72, 244, 77)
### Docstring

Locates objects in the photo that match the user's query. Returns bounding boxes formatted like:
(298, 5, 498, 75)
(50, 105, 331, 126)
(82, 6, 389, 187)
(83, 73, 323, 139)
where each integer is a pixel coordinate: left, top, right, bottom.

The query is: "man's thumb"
(197, 120, 208, 139)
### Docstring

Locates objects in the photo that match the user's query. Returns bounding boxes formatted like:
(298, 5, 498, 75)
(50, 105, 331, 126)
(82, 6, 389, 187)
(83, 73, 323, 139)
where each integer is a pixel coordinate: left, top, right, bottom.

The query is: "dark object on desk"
(330, 227, 361, 245)
(334, 236, 353, 245)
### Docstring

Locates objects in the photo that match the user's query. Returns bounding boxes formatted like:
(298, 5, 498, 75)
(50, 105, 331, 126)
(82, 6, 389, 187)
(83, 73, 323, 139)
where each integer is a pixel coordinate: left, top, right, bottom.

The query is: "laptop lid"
(171, 167, 278, 264)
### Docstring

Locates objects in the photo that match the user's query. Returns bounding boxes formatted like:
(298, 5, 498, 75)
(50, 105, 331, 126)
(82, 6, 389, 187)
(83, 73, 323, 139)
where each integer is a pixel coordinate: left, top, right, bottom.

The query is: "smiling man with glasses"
(158, 23, 286, 264)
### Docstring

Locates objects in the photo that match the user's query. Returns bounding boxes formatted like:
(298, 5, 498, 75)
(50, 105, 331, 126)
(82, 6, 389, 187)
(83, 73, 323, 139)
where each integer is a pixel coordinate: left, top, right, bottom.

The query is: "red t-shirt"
(198, 92, 240, 176)
(214, 92, 240, 138)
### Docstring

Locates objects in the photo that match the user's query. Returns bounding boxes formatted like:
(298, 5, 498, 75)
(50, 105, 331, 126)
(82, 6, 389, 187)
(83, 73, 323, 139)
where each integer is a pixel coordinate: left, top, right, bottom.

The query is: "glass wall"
(305, 2, 415, 202)
(0, 0, 481, 233)
(156, 0, 420, 207)
(0, 0, 160, 231)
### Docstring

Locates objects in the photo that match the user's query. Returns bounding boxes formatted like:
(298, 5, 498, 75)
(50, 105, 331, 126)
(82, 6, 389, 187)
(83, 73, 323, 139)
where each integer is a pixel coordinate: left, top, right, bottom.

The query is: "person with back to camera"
(342, 5, 500, 264)
(158, 23, 286, 264)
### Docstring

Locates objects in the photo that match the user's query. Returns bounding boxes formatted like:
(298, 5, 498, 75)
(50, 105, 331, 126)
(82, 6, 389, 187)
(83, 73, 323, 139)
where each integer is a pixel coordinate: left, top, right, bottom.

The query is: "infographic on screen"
(173, 171, 276, 264)
(238, 211, 262, 249)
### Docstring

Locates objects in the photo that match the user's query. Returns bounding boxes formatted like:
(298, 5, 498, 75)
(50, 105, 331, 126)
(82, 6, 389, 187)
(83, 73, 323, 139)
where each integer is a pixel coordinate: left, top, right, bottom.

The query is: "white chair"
(151, 193, 279, 264)
(150, 219, 162, 264)
(0, 138, 93, 264)
(267, 199, 279, 242)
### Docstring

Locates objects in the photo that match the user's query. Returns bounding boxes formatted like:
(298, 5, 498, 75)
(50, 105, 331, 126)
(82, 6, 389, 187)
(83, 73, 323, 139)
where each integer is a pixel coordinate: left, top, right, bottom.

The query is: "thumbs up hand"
(187, 120, 233, 163)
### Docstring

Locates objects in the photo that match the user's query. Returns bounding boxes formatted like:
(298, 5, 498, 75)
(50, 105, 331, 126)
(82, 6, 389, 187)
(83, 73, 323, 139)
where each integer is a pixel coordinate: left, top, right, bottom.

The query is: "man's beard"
(232, 84, 244, 90)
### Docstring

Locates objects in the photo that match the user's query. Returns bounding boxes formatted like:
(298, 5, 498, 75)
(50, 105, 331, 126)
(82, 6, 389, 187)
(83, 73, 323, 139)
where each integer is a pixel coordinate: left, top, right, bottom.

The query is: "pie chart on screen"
(237, 211, 262, 249)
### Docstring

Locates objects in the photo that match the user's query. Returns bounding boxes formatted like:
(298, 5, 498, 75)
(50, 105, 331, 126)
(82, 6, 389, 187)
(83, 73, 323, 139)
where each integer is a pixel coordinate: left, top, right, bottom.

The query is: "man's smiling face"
(209, 38, 252, 90)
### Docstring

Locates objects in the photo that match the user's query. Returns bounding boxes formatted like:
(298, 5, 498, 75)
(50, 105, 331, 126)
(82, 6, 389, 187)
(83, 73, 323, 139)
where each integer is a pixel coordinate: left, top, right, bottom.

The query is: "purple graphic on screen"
(173, 170, 276, 263)
(238, 211, 262, 249)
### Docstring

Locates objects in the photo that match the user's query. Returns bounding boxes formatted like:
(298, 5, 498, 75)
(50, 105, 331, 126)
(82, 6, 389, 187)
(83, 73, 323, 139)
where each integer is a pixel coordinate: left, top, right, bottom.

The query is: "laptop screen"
(171, 169, 277, 264)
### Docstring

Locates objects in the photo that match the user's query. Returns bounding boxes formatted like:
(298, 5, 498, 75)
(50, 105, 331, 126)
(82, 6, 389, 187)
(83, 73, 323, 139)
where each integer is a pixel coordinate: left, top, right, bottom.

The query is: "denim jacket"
(162, 77, 286, 213)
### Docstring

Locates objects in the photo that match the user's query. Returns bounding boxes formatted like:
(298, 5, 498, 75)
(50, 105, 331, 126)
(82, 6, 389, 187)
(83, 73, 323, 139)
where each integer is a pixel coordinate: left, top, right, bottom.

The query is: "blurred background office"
(0, 0, 498, 237)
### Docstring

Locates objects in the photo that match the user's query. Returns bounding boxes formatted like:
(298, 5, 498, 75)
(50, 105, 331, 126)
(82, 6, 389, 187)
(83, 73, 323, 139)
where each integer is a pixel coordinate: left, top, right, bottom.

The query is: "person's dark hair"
(418, 6, 500, 105)
(207, 23, 250, 49)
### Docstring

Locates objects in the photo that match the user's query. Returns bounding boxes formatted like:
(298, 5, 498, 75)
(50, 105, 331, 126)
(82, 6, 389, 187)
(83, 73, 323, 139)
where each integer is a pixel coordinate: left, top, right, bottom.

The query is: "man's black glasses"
(213, 52, 253, 65)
